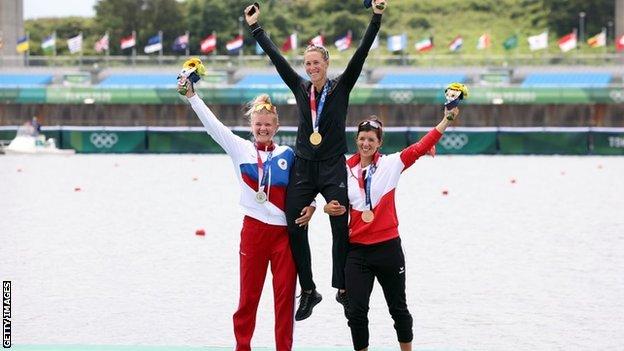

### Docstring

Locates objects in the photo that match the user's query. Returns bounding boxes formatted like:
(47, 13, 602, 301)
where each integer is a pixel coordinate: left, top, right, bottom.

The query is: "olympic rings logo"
(89, 132, 119, 148)
(439, 133, 469, 150)
(609, 90, 624, 103)
(388, 90, 414, 104)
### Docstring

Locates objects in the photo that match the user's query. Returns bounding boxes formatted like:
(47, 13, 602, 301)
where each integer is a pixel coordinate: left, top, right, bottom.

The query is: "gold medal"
(255, 191, 267, 203)
(361, 210, 374, 223)
(309, 132, 322, 146)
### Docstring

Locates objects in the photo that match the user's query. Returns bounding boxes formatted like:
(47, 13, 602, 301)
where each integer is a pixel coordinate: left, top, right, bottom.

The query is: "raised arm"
(400, 107, 460, 167)
(182, 84, 248, 157)
(341, 1, 385, 90)
(245, 4, 302, 91)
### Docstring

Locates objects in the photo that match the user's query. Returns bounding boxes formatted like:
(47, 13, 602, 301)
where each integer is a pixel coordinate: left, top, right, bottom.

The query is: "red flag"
(616, 34, 624, 52)
(94, 33, 109, 53)
(200, 34, 216, 53)
(282, 33, 297, 52)
(120, 33, 136, 50)
(310, 34, 324, 46)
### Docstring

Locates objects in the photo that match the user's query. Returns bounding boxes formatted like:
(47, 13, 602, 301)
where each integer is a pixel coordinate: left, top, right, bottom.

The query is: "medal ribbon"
(309, 81, 330, 133)
(256, 145, 273, 195)
(359, 164, 377, 211)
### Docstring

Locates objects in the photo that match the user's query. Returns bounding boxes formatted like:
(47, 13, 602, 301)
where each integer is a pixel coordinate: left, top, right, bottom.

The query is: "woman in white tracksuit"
(180, 82, 315, 351)
(324, 107, 460, 351)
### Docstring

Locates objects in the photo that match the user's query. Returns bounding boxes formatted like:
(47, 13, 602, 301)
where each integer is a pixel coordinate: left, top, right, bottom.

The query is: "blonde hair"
(245, 94, 279, 122)
(304, 45, 330, 61)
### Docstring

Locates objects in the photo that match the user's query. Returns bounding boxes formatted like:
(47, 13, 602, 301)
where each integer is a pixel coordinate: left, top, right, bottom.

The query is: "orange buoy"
(195, 229, 205, 236)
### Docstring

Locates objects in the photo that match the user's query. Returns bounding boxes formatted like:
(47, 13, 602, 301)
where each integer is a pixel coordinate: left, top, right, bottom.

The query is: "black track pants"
(345, 237, 413, 350)
(285, 154, 349, 290)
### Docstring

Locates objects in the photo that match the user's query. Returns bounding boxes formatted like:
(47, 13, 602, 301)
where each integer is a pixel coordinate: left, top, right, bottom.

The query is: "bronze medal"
(255, 191, 267, 203)
(309, 132, 322, 146)
(361, 210, 374, 223)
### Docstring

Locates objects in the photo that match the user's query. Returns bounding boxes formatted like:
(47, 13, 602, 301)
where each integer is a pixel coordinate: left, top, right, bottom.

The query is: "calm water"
(1, 154, 623, 351)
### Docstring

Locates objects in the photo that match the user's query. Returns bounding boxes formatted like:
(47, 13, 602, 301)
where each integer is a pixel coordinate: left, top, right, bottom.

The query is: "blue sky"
(24, 0, 97, 19)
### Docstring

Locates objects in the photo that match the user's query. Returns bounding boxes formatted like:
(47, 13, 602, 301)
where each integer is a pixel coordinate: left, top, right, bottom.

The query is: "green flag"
(503, 34, 518, 50)
(41, 33, 56, 55)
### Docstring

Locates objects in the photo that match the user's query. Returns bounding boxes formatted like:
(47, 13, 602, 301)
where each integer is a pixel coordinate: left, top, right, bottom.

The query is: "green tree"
(542, 0, 614, 38)
(94, 0, 184, 55)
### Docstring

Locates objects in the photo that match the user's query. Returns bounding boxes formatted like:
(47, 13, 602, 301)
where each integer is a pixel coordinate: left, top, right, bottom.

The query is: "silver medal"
(255, 191, 267, 203)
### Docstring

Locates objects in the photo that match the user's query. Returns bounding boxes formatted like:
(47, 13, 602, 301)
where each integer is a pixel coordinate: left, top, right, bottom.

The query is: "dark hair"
(357, 116, 383, 141)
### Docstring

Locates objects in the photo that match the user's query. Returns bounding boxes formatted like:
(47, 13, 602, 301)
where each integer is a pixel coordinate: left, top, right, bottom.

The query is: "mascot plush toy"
(443, 82, 469, 120)
(177, 57, 206, 95)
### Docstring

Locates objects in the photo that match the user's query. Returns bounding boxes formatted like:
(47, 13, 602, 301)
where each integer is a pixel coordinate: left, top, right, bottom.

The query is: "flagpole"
(238, 16, 244, 66)
(212, 31, 217, 57)
(132, 30, 136, 66)
(158, 30, 163, 65)
(105, 31, 110, 68)
(79, 31, 84, 68)
(602, 27, 608, 55)
(185, 30, 190, 56)
(53, 31, 57, 57)
(25, 31, 30, 67)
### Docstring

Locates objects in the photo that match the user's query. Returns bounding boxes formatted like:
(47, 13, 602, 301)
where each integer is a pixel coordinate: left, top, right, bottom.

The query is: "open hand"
(295, 206, 316, 227)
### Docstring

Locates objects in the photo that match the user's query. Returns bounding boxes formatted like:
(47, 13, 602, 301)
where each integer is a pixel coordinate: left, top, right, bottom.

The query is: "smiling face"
(356, 130, 382, 159)
(251, 111, 278, 145)
(303, 51, 329, 86)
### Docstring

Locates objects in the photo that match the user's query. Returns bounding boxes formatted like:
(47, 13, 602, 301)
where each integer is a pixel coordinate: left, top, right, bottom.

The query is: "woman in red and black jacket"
(324, 107, 460, 351)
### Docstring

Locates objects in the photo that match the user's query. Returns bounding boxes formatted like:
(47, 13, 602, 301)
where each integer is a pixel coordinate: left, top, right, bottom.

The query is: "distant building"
(0, 0, 24, 66)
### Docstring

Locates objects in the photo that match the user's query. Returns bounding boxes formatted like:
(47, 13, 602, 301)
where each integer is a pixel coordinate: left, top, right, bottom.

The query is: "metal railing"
(1, 52, 623, 69)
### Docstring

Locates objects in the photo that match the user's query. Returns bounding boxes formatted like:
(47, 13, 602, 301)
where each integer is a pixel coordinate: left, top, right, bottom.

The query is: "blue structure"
(377, 73, 466, 87)
(521, 73, 612, 87)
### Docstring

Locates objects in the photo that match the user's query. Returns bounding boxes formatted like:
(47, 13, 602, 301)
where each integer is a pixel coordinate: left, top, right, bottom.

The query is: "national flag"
(95, 33, 109, 53)
(477, 33, 491, 50)
(528, 31, 548, 51)
(334, 31, 352, 51)
(172, 33, 189, 52)
(144, 34, 162, 54)
(226, 35, 243, 54)
(387, 34, 407, 52)
(200, 34, 216, 53)
(557, 31, 577, 52)
(282, 33, 297, 52)
(67, 33, 82, 54)
(586, 30, 606, 48)
(16, 35, 29, 53)
(414, 37, 433, 52)
(502, 34, 518, 50)
(616, 34, 624, 52)
(448, 35, 463, 51)
(41, 34, 56, 53)
(120, 33, 136, 50)
(310, 34, 324, 47)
